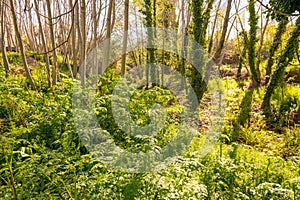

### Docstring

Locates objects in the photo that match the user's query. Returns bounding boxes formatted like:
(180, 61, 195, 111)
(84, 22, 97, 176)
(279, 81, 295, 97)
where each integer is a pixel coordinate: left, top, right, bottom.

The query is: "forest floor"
(0, 52, 300, 199)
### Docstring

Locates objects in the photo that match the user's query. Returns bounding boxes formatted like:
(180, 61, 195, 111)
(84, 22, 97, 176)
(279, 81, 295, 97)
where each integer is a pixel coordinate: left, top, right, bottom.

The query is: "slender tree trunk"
(262, 16, 300, 117)
(34, 0, 52, 87)
(121, 0, 129, 76)
(92, 0, 98, 75)
(46, 0, 58, 85)
(80, 0, 86, 85)
(256, 14, 269, 81)
(28, 5, 37, 51)
(208, 0, 222, 54)
(70, 0, 77, 76)
(103, 0, 114, 72)
(144, 0, 155, 87)
(0, 0, 11, 77)
(75, 1, 82, 76)
(200, 0, 215, 48)
(179, 0, 187, 89)
(9, 0, 37, 90)
(214, 0, 233, 63)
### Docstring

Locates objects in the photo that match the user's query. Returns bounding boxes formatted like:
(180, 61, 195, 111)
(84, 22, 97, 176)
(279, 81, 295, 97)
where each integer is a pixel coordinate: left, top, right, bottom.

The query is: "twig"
(9, 165, 18, 200)
(296, 39, 300, 64)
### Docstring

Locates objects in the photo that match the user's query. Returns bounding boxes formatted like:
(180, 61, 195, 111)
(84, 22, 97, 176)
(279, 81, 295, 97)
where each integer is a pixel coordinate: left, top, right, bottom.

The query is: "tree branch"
(256, 0, 300, 17)
(38, 0, 78, 20)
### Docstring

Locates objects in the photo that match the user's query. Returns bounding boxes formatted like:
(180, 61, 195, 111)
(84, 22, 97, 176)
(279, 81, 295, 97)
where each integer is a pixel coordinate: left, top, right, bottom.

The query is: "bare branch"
(38, 0, 78, 20)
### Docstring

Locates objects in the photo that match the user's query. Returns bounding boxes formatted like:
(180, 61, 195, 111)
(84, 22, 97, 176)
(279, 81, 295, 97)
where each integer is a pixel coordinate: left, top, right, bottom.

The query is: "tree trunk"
(103, 0, 114, 73)
(262, 16, 300, 117)
(34, 0, 52, 87)
(144, 0, 156, 87)
(191, 0, 205, 101)
(0, 0, 11, 77)
(214, 0, 233, 64)
(92, 0, 98, 76)
(247, 0, 259, 85)
(9, 0, 37, 90)
(121, 0, 129, 76)
(265, 17, 288, 84)
(255, 9, 270, 78)
(46, 0, 58, 85)
(208, 0, 222, 54)
(80, 0, 87, 85)
(200, 0, 215, 48)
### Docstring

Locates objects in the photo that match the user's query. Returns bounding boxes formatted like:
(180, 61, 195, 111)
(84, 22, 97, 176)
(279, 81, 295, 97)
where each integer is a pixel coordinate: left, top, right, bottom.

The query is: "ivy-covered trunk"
(265, 17, 288, 84)
(144, 0, 156, 87)
(248, 0, 259, 85)
(191, 0, 205, 101)
(262, 16, 300, 117)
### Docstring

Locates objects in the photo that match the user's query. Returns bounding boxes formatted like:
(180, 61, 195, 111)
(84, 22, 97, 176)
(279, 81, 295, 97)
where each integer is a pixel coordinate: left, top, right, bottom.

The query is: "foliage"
(268, 0, 300, 20)
(0, 62, 299, 199)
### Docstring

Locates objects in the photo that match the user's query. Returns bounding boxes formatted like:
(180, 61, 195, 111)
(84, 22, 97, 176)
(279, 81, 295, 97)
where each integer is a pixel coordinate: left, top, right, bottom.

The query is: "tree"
(46, 0, 58, 85)
(265, 17, 288, 84)
(103, 0, 114, 73)
(0, 0, 11, 77)
(34, 0, 52, 87)
(9, 0, 37, 91)
(247, 0, 260, 86)
(143, 0, 156, 86)
(80, 0, 87, 85)
(214, 0, 233, 64)
(208, 0, 222, 54)
(121, 0, 129, 77)
(262, 16, 300, 117)
(261, 0, 300, 117)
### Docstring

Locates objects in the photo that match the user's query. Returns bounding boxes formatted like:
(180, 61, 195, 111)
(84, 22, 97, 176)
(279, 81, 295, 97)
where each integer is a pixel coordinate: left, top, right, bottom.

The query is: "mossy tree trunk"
(191, 0, 204, 101)
(262, 16, 300, 117)
(191, 0, 216, 101)
(265, 17, 288, 84)
(144, 0, 156, 87)
(247, 0, 259, 86)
